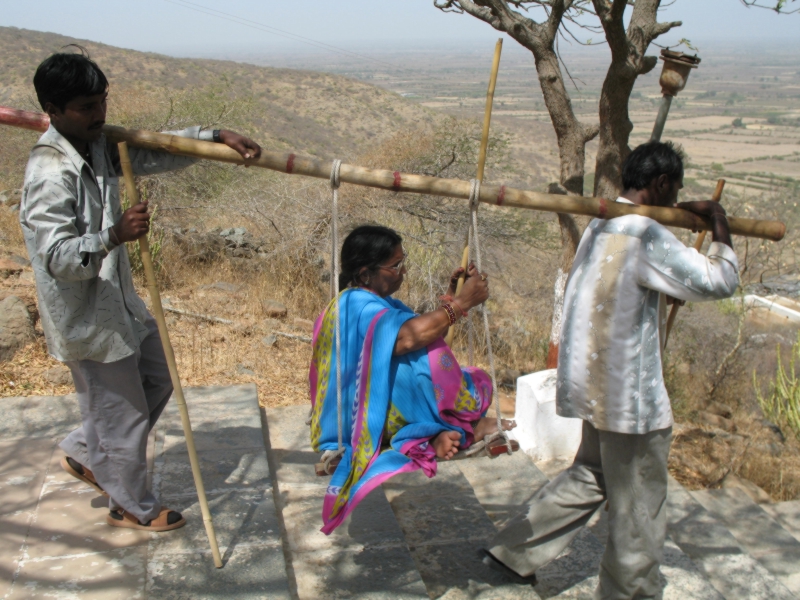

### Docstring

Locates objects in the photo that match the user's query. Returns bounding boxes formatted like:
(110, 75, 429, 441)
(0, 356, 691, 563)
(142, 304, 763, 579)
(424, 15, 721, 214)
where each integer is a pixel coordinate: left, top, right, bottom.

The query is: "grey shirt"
(556, 198, 739, 434)
(20, 125, 202, 363)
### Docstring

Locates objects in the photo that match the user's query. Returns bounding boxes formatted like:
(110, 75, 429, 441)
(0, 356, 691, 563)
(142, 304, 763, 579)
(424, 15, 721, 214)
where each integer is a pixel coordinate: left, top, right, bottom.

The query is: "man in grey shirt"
(20, 51, 261, 531)
(483, 142, 738, 598)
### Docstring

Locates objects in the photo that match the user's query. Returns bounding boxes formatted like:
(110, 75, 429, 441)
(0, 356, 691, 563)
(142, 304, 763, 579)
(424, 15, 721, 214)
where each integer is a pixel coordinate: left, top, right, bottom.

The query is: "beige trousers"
(487, 420, 672, 600)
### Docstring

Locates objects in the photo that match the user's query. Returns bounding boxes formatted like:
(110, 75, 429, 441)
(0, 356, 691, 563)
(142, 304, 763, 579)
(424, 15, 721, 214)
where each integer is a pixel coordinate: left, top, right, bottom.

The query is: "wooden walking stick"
(445, 38, 503, 347)
(117, 142, 224, 569)
(664, 178, 726, 347)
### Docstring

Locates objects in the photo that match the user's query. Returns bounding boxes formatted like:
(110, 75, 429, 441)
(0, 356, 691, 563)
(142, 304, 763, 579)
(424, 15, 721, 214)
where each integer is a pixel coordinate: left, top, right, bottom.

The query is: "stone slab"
(266, 405, 427, 599)
(0, 437, 58, 518)
(292, 546, 429, 600)
(692, 487, 800, 595)
(456, 451, 550, 530)
(1, 385, 291, 599)
(547, 539, 723, 600)
(0, 394, 81, 440)
(7, 546, 148, 600)
(667, 477, 794, 600)
(147, 543, 290, 599)
(763, 500, 800, 543)
(161, 419, 267, 455)
(383, 463, 498, 546)
(280, 482, 409, 554)
(154, 448, 272, 499)
(462, 452, 727, 600)
(25, 480, 148, 560)
(383, 461, 539, 598)
(149, 490, 282, 557)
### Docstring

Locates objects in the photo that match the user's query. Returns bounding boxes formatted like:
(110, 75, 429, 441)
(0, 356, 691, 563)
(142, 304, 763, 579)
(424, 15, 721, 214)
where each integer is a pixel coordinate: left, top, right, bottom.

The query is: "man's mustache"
(88, 121, 105, 130)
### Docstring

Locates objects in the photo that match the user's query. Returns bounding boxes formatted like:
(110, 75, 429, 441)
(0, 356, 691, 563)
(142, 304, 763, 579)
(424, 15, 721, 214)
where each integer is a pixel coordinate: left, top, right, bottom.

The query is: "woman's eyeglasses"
(379, 251, 408, 274)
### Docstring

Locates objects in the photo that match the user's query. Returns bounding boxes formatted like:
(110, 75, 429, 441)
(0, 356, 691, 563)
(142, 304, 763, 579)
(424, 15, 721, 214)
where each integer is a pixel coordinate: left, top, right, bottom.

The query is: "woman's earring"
(364, 277, 370, 285)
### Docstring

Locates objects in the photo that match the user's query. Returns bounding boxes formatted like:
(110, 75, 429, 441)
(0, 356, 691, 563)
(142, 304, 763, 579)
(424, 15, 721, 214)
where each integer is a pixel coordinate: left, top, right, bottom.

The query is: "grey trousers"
(60, 317, 173, 523)
(488, 420, 672, 600)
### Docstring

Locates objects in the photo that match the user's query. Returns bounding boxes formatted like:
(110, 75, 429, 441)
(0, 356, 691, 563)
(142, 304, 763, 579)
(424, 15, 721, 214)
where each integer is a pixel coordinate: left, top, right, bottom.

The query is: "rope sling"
(315, 170, 514, 477)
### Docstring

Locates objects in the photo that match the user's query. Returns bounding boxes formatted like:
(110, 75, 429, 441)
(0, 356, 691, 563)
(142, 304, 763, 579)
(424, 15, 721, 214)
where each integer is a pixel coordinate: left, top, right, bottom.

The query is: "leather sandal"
(107, 508, 186, 532)
(60, 456, 108, 497)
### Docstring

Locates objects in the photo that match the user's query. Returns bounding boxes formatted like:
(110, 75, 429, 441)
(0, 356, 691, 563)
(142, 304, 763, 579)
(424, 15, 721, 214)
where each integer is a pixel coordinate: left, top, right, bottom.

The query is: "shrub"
(755, 333, 800, 442)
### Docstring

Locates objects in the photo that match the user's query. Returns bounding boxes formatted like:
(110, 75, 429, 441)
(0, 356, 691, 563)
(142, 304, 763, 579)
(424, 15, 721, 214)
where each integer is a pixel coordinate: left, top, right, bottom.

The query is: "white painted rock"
(508, 368, 582, 462)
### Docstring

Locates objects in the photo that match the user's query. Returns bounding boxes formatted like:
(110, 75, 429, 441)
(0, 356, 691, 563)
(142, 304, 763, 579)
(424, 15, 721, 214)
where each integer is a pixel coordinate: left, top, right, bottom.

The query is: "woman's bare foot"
(473, 417, 516, 443)
(432, 430, 461, 460)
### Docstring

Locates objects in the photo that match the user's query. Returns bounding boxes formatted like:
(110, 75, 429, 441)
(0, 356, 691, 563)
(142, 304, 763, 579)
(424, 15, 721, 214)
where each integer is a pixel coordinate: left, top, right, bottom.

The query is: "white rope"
(330, 159, 345, 456)
(467, 179, 512, 455)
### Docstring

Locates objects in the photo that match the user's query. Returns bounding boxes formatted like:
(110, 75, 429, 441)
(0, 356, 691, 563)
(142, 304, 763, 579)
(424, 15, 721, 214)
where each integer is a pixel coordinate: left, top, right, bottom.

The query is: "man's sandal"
(60, 456, 108, 497)
(107, 508, 186, 532)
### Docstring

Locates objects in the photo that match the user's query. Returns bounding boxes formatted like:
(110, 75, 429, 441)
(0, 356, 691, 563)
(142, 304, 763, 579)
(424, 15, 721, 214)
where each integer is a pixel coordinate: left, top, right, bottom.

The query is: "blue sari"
(309, 288, 492, 534)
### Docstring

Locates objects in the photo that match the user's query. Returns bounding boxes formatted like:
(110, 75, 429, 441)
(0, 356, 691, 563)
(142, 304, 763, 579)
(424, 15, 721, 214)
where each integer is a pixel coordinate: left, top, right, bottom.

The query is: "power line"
(163, 0, 410, 72)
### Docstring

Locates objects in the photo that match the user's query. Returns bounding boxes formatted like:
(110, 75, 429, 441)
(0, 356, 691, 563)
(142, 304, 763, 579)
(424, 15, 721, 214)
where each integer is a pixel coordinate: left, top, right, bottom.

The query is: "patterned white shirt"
(556, 198, 739, 434)
(20, 125, 202, 363)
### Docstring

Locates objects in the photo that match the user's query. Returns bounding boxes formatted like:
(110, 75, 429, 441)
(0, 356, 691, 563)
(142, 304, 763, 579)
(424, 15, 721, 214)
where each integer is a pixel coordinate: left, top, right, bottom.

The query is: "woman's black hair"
(33, 47, 108, 111)
(621, 141, 684, 191)
(339, 225, 402, 291)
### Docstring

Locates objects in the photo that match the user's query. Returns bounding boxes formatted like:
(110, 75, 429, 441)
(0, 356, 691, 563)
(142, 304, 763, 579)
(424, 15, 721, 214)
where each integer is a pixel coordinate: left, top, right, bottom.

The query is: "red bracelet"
(451, 298, 466, 317)
(441, 303, 457, 325)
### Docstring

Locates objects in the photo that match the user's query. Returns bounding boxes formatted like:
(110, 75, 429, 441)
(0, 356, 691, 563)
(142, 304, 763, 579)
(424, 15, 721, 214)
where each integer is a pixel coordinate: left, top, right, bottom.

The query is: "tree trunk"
(433, 0, 680, 370)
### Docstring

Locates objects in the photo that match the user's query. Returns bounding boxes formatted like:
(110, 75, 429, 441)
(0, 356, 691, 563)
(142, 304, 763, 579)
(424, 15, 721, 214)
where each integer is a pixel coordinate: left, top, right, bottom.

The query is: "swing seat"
(314, 434, 519, 477)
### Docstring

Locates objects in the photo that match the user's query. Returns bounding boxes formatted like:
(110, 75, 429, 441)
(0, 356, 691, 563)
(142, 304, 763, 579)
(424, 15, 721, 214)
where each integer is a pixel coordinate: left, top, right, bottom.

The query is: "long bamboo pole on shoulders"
(118, 142, 224, 569)
(0, 106, 786, 242)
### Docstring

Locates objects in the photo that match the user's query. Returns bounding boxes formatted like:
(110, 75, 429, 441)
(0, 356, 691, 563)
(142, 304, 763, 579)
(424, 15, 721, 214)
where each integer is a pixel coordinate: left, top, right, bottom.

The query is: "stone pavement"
(1, 385, 290, 599)
(5, 388, 800, 599)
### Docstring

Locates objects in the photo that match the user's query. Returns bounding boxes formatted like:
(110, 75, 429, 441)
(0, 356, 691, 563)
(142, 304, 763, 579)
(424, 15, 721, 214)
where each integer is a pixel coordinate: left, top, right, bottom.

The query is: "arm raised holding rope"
(395, 263, 488, 355)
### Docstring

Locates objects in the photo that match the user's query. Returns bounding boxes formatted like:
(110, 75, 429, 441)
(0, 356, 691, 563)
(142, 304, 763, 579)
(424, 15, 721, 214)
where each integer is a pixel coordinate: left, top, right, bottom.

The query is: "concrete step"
(457, 452, 721, 599)
(265, 405, 428, 599)
(1, 386, 291, 599)
(763, 501, 800, 544)
(383, 459, 541, 599)
(692, 487, 800, 596)
(667, 477, 795, 600)
(150, 385, 292, 598)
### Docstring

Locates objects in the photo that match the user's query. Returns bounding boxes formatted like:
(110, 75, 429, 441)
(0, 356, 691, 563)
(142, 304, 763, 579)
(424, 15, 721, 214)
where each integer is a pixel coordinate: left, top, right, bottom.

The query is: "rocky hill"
(0, 26, 442, 188)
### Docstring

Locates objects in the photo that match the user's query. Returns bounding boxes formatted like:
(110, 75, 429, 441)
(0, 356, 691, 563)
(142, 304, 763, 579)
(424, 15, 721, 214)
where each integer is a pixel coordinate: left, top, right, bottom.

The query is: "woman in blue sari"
(310, 225, 516, 533)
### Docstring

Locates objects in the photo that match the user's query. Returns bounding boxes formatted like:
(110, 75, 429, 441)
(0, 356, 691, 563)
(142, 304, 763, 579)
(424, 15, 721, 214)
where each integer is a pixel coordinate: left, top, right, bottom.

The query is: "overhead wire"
(163, 0, 411, 72)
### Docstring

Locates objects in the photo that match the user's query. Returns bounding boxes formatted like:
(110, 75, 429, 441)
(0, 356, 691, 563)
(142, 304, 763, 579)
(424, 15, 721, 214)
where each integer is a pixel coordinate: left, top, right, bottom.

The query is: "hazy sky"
(3, 0, 798, 59)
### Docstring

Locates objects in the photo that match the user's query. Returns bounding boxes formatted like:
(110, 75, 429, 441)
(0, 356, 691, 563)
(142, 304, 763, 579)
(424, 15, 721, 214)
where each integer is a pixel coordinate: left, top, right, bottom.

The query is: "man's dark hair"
(33, 48, 108, 111)
(621, 141, 684, 191)
(339, 225, 403, 291)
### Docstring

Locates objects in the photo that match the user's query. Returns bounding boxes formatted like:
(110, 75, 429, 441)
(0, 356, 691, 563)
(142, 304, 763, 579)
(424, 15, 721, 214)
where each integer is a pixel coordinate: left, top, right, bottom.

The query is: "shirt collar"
(615, 197, 635, 205)
(36, 124, 100, 174)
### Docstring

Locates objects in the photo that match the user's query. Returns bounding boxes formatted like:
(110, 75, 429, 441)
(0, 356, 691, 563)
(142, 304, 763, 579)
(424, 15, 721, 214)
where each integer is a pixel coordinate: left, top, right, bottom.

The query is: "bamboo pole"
(446, 39, 503, 346)
(117, 142, 224, 569)
(664, 179, 726, 346)
(0, 106, 785, 242)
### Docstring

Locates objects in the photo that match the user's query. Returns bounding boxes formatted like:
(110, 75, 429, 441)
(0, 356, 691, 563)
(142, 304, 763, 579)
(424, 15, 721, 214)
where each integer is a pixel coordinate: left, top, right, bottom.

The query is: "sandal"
(61, 456, 108, 497)
(107, 507, 186, 532)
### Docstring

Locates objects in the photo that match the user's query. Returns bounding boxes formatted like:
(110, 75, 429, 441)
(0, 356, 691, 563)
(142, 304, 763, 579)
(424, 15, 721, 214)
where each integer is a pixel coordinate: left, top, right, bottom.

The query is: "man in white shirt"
(21, 51, 261, 532)
(484, 142, 739, 598)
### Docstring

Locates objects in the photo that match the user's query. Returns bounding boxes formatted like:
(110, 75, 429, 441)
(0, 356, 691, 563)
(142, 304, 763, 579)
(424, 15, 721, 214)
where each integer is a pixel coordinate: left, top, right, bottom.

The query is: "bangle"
(441, 303, 458, 326)
(451, 298, 466, 317)
(213, 129, 222, 143)
(108, 226, 121, 246)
